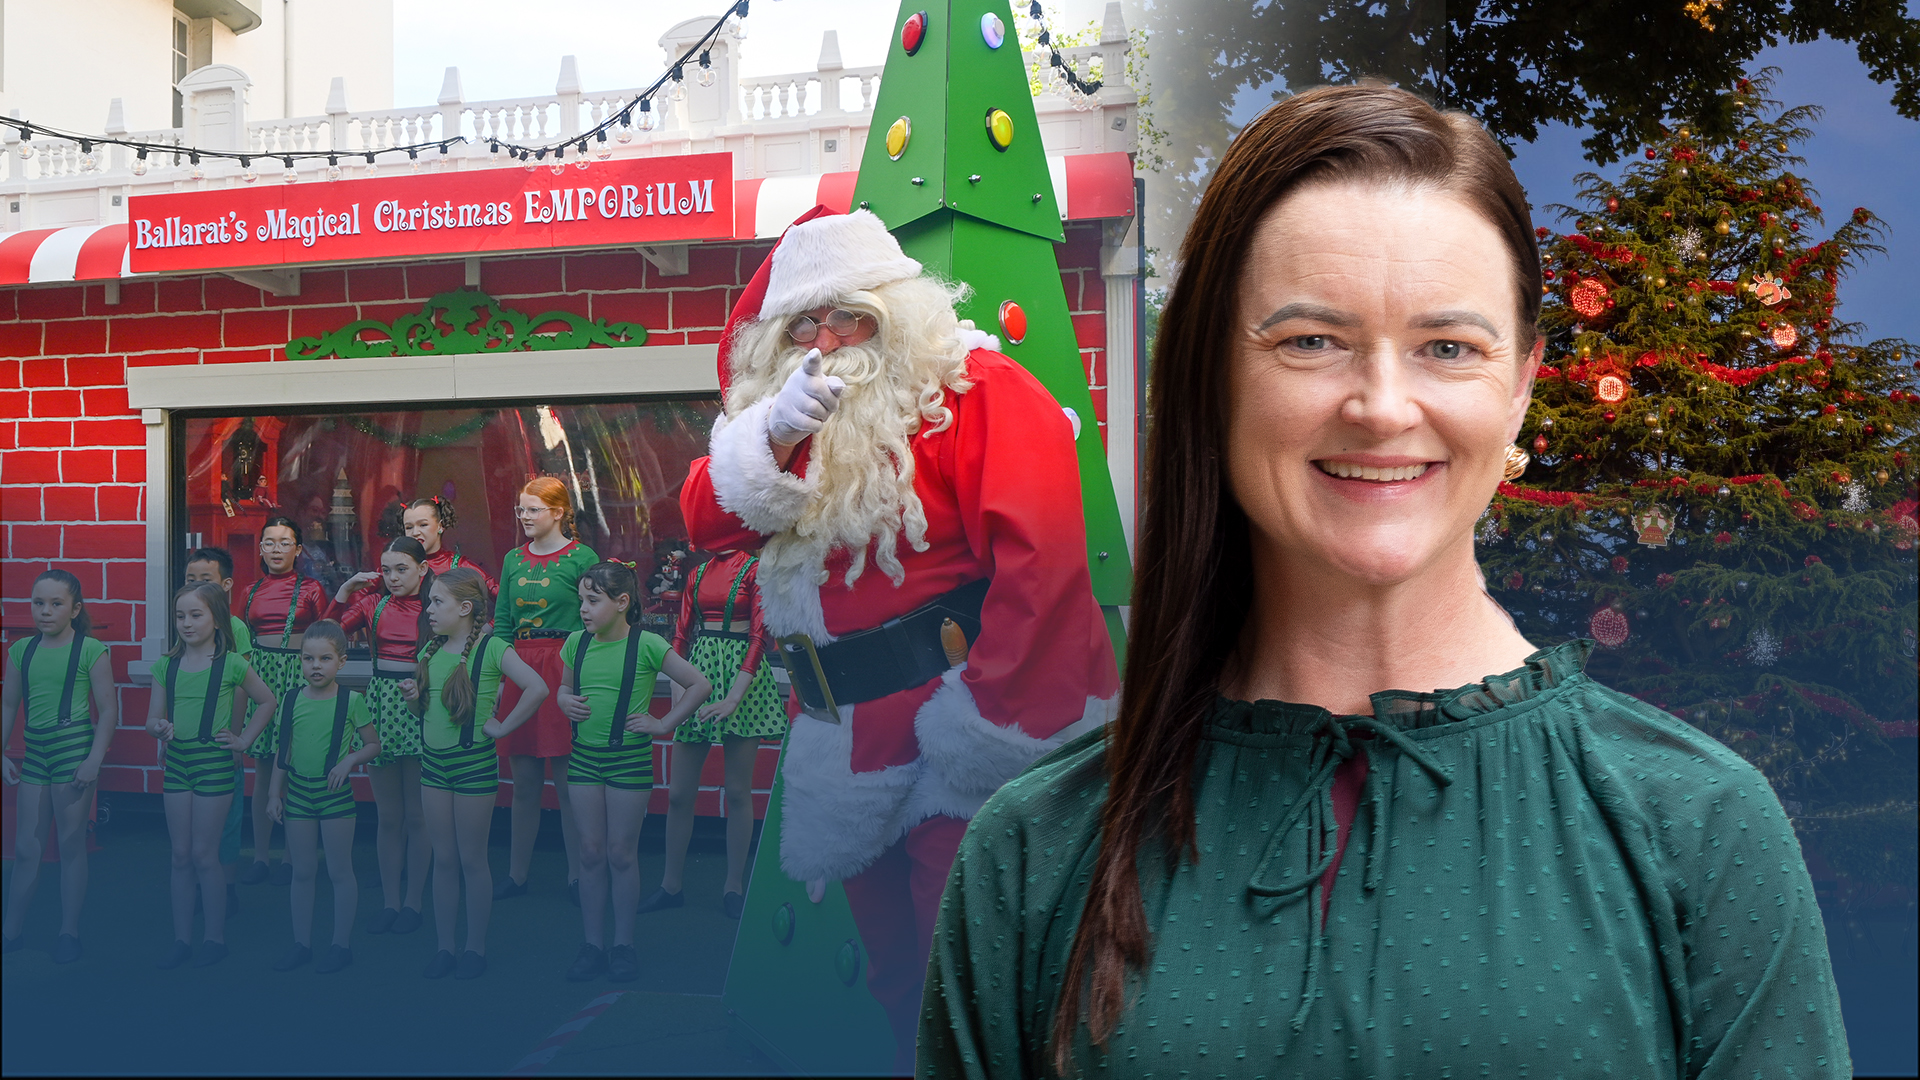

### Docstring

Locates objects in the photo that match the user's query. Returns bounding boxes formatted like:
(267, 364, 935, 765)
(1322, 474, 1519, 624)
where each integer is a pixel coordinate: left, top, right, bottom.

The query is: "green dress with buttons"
(918, 640, 1850, 1079)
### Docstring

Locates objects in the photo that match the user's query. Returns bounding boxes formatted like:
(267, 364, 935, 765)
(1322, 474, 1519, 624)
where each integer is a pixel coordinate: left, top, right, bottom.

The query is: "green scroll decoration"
(286, 289, 648, 360)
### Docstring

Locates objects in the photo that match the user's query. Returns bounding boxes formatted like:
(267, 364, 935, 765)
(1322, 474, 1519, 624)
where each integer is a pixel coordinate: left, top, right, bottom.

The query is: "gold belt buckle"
(778, 633, 840, 724)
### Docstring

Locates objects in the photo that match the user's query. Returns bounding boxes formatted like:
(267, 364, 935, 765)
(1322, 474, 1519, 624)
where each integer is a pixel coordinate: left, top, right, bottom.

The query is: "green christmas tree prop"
(722, 4, 1136, 1071)
(852, 0, 1134, 622)
(1483, 71, 1918, 902)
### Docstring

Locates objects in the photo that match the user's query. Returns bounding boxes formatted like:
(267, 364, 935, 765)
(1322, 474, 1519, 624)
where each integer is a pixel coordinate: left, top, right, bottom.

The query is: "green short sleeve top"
(917, 639, 1851, 1080)
(279, 690, 368, 777)
(419, 637, 509, 750)
(562, 629, 670, 746)
(153, 652, 254, 741)
(229, 615, 254, 661)
(8, 633, 110, 730)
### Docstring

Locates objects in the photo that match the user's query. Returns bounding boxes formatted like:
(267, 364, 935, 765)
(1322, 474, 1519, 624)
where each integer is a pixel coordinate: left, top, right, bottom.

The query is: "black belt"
(779, 579, 987, 720)
(514, 628, 571, 640)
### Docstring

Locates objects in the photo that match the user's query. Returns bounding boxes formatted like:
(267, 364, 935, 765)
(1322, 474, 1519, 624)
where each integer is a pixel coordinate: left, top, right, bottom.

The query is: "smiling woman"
(917, 84, 1851, 1079)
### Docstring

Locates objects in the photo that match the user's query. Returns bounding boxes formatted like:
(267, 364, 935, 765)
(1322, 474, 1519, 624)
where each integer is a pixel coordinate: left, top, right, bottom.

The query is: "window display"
(176, 399, 722, 647)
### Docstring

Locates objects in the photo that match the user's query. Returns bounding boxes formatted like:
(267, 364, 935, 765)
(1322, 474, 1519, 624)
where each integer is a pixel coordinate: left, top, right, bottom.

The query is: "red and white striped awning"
(733, 150, 1134, 238)
(0, 224, 131, 284)
(0, 151, 1135, 285)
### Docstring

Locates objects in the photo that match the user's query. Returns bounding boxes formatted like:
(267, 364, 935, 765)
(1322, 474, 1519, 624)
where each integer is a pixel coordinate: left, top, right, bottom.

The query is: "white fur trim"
(955, 325, 1000, 354)
(777, 705, 921, 882)
(707, 398, 816, 536)
(761, 210, 923, 320)
(751, 538, 833, 643)
(913, 665, 1116, 796)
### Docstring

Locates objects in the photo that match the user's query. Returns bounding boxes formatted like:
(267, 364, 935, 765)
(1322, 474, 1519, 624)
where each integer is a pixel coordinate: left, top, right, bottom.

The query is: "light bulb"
(488, 143, 501, 161)
(131, 156, 149, 176)
(615, 124, 633, 144)
(595, 140, 613, 161)
(326, 163, 342, 181)
(548, 159, 565, 175)
(410, 156, 423, 173)
(17, 141, 33, 160)
(574, 154, 590, 170)
(282, 164, 298, 183)
(522, 156, 537, 172)
(79, 152, 96, 172)
(241, 167, 258, 184)
(189, 162, 203, 179)
(430, 155, 445, 171)
(696, 67, 716, 88)
(364, 160, 379, 177)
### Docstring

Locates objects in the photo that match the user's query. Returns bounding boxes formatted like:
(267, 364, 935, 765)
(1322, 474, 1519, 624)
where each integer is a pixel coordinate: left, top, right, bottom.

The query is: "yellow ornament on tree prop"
(885, 116, 912, 160)
(984, 108, 1014, 152)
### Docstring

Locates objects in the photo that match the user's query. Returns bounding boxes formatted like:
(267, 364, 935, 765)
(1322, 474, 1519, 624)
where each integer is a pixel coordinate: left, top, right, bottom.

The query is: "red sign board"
(127, 153, 734, 274)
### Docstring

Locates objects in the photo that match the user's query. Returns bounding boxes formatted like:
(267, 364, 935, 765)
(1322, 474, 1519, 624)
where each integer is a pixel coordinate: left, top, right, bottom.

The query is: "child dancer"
(403, 496, 497, 597)
(648, 550, 786, 919)
(183, 547, 254, 920)
(238, 516, 334, 886)
(403, 567, 547, 980)
(1, 571, 116, 962)
(558, 561, 709, 982)
(493, 478, 597, 904)
(337, 536, 433, 934)
(148, 582, 277, 968)
(231, 621, 378, 973)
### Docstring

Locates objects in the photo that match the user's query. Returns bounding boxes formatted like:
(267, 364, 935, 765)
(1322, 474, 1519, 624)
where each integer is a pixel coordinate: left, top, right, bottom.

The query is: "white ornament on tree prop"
(1476, 512, 1500, 545)
(1673, 227, 1703, 262)
(1841, 481, 1868, 513)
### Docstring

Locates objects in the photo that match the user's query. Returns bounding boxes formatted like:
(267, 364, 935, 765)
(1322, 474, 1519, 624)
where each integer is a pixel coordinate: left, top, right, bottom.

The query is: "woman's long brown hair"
(1047, 84, 1542, 1074)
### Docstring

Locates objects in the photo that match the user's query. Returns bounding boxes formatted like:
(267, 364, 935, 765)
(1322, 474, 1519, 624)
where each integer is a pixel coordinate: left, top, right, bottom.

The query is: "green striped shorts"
(282, 770, 357, 820)
(20, 723, 94, 786)
(164, 739, 237, 796)
(420, 741, 499, 798)
(248, 647, 302, 758)
(568, 738, 655, 791)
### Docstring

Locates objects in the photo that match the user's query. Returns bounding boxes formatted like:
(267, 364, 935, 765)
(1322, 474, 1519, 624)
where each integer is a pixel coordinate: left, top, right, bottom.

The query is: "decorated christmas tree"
(1482, 70, 1918, 901)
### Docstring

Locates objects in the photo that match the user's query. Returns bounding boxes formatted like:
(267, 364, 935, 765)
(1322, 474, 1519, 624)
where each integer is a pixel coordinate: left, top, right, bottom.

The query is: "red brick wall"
(1, 231, 1109, 816)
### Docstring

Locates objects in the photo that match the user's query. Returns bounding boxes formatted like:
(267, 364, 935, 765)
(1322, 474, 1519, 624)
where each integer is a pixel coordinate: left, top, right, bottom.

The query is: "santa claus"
(681, 206, 1117, 1069)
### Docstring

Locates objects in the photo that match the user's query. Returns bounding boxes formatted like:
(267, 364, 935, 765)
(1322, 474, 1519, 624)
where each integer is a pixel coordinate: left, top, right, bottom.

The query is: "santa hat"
(715, 207, 925, 395)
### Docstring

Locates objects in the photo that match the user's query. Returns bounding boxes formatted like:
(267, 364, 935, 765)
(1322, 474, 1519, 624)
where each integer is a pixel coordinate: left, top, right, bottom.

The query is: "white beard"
(723, 277, 978, 619)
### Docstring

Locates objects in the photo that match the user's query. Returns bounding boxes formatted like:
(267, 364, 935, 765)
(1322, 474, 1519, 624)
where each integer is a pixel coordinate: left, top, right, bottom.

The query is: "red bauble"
(1589, 609, 1630, 648)
(998, 299, 1027, 345)
(1532, 434, 1549, 454)
(1603, 410, 1617, 423)
(1607, 197, 1620, 212)
(1645, 149, 1657, 159)
(1570, 278, 1610, 319)
(901, 11, 928, 55)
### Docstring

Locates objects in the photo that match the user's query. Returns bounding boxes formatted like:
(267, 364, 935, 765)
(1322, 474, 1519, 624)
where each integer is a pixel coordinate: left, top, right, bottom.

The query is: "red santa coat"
(682, 340, 1118, 882)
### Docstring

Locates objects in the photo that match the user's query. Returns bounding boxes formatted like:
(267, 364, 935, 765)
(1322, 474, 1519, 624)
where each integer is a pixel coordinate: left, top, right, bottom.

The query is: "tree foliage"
(1480, 72, 1918, 899)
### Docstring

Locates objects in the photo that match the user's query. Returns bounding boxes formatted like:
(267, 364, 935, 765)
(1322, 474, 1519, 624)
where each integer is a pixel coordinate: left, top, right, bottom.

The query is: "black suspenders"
(164, 653, 229, 742)
(276, 689, 352, 776)
(20, 630, 89, 727)
(572, 630, 644, 748)
(458, 644, 485, 749)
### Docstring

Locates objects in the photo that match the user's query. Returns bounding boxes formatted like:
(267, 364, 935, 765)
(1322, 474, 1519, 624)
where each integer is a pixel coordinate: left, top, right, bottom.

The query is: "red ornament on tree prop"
(1589, 608, 1630, 648)
(997, 299, 1027, 345)
(900, 11, 929, 55)
(1594, 374, 1630, 403)
(1570, 278, 1610, 319)
(1532, 434, 1549, 454)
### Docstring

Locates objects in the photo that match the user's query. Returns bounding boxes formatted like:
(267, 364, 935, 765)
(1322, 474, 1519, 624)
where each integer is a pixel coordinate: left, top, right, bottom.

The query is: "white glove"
(767, 348, 846, 447)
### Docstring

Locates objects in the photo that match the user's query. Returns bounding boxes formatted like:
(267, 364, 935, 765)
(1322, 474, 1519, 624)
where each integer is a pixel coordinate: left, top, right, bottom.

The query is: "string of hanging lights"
(1024, 0, 1103, 98)
(3, 0, 750, 181)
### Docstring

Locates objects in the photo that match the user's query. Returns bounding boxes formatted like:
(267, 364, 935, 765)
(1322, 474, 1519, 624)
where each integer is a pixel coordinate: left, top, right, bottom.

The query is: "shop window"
(175, 398, 720, 647)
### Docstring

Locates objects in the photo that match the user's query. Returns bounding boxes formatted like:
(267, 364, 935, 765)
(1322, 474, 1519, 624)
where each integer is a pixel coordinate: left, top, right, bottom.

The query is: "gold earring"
(1502, 444, 1530, 481)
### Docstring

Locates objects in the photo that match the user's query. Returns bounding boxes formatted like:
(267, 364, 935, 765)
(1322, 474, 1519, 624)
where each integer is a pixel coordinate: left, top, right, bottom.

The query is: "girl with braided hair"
(492, 477, 598, 905)
(148, 582, 277, 969)
(404, 495, 497, 598)
(401, 566, 547, 980)
(336, 536, 435, 934)
(238, 515, 335, 887)
(556, 560, 710, 982)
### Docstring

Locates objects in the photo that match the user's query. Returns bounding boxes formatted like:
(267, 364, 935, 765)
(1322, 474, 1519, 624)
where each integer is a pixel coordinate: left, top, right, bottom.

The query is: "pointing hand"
(768, 349, 847, 447)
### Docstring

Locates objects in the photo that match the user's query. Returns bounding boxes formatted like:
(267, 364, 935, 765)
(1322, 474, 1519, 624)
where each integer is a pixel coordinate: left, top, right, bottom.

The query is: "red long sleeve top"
(421, 548, 496, 599)
(338, 589, 425, 666)
(240, 570, 334, 649)
(672, 550, 772, 674)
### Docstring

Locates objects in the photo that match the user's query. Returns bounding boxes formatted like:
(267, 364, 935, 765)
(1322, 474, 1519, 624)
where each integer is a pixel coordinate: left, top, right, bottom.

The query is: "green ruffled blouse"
(919, 640, 1849, 1078)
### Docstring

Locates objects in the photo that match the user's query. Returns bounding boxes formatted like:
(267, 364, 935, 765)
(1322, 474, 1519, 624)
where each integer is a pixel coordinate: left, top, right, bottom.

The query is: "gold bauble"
(1655, 276, 1667, 287)
(1876, 469, 1891, 484)
(1643, 413, 1660, 428)
(1714, 221, 1731, 235)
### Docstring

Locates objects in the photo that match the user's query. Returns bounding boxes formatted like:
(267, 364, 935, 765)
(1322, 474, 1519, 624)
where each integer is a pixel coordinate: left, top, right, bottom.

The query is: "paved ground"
(2, 801, 780, 1076)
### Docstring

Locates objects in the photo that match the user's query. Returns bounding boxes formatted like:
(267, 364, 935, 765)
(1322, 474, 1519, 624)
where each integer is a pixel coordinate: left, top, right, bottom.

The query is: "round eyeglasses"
(786, 308, 869, 344)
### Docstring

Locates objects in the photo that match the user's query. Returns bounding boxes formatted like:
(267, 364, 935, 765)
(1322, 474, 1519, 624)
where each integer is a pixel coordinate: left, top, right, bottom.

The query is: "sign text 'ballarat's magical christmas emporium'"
(125, 153, 734, 275)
